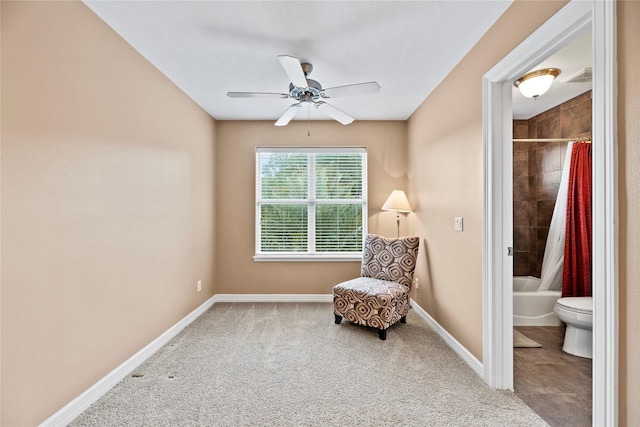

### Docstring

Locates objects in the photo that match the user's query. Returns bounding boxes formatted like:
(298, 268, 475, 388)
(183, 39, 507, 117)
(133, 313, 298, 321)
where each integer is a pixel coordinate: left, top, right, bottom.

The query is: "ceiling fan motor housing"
(289, 78, 323, 102)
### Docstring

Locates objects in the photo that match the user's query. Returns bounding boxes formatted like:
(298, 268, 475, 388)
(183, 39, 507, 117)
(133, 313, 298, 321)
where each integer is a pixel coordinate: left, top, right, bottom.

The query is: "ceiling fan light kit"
(227, 55, 380, 126)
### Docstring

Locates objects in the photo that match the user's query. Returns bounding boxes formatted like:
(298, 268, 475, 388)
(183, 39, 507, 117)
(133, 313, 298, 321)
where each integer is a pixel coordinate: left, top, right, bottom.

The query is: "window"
(255, 147, 367, 261)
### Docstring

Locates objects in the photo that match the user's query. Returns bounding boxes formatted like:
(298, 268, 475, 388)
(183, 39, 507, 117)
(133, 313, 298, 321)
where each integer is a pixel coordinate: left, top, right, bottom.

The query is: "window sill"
(253, 254, 362, 262)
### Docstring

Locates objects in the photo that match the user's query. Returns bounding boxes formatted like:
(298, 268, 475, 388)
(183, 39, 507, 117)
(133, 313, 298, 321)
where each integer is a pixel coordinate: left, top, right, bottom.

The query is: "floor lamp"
(381, 190, 413, 237)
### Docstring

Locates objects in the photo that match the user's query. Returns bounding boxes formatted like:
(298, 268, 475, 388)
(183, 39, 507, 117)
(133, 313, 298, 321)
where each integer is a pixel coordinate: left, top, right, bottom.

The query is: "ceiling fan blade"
(275, 103, 302, 126)
(277, 55, 308, 88)
(321, 81, 381, 98)
(227, 92, 288, 99)
(315, 102, 354, 125)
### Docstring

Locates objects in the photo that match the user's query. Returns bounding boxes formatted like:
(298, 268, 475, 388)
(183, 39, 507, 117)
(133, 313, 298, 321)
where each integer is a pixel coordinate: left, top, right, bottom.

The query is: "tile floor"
(514, 326, 592, 427)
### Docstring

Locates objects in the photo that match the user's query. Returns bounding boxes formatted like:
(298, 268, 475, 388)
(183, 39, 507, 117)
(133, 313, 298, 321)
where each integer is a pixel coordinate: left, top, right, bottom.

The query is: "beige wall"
(1, 2, 217, 425)
(406, 0, 567, 360)
(216, 120, 409, 294)
(618, 2, 640, 425)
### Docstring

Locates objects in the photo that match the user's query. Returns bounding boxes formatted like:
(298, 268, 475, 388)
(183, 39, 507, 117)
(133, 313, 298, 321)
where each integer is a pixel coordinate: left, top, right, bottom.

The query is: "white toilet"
(554, 297, 593, 359)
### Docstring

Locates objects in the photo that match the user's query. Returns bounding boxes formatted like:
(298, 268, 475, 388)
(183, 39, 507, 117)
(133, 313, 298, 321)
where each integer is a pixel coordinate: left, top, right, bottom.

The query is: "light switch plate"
(454, 217, 463, 231)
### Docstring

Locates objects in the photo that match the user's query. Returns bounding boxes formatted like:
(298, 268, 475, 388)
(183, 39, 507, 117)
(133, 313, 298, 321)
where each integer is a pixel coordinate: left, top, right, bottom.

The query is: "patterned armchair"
(333, 234, 420, 340)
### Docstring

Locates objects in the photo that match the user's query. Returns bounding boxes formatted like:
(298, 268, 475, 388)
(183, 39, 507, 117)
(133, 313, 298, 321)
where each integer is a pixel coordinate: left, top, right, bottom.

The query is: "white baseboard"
(40, 294, 332, 426)
(213, 293, 333, 303)
(410, 298, 484, 378)
(42, 294, 479, 426)
(39, 296, 217, 427)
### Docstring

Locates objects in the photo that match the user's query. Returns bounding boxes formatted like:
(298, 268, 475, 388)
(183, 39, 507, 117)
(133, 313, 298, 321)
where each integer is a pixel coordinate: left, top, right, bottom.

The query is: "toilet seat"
(556, 297, 593, 315)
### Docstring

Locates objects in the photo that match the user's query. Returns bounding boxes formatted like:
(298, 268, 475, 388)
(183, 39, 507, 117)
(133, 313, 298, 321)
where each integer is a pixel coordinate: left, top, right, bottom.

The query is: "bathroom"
(511, 28, 593, 426)
(512, 89, 592, 326)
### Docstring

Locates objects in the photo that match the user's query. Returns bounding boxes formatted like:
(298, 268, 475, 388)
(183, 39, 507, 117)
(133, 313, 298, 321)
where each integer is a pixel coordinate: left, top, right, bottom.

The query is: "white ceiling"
(83, 1, 590, 124)
(83, 1, 514, 123)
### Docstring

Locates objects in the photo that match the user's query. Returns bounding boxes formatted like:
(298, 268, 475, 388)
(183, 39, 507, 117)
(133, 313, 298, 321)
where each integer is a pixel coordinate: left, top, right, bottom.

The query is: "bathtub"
(513, 276, 562, 326)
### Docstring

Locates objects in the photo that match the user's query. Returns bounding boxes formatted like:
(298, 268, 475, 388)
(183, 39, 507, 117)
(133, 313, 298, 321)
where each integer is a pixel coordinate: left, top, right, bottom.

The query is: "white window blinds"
(255, 147, 367, 260)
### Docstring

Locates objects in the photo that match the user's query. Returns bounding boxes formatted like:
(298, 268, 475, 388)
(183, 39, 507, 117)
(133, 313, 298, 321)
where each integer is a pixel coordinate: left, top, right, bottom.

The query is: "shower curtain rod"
(513, 138, 590, 143)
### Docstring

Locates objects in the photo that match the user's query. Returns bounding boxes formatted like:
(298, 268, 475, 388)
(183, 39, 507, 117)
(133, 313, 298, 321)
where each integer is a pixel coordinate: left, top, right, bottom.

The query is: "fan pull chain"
(307, 104, 311, 136)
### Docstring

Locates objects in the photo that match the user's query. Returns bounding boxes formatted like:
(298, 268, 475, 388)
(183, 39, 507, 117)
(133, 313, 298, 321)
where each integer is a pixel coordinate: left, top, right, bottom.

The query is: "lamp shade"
(381, 190, 413, 212)
(514, 68, 560, 99)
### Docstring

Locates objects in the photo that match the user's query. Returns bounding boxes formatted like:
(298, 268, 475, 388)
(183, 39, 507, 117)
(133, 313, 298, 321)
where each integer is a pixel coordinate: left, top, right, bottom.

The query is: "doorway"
(481, 2, 617, 426)
(511, 28, 593, 425)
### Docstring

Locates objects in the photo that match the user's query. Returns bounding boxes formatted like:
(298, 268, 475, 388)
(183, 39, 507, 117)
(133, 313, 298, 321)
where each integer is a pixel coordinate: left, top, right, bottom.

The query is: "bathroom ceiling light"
(514, 68, 560, 99)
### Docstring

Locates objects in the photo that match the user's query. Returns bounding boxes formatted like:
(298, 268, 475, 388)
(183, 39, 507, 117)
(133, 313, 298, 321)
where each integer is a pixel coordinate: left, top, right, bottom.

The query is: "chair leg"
(400, 316, 407, 324)
(378, 329, 387, 340)
(334, 314, 342, 324)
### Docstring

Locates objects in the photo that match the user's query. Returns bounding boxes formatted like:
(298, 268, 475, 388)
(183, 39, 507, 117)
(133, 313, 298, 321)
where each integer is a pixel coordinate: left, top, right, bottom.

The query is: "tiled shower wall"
(513, 91, 592, 277)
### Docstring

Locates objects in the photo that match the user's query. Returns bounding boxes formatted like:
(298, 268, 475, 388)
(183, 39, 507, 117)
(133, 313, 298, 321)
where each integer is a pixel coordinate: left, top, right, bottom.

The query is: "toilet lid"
(556, 297, 593, 314)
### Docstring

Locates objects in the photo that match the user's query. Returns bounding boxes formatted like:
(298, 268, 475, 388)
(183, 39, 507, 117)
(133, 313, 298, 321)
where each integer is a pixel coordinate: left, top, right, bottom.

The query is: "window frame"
(254, 146, 367, 262)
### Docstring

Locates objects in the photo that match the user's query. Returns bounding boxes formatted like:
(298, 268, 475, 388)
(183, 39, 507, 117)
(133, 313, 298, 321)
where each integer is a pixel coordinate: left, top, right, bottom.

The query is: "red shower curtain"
(562, 141, 592, 297)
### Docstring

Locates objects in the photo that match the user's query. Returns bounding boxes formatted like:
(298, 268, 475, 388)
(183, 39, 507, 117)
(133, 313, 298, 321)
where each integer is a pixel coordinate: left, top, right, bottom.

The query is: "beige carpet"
(514, 329, 543, 348)
(71, 303, 547, 426)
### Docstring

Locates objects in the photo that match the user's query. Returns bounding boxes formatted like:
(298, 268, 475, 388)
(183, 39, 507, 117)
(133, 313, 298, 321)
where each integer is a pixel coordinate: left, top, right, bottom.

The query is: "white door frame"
(482, 1, 617, 426)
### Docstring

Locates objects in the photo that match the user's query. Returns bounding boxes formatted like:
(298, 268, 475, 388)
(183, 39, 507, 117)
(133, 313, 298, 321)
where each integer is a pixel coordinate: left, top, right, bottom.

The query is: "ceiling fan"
(227, 55, 380, 126)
